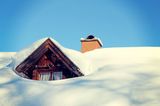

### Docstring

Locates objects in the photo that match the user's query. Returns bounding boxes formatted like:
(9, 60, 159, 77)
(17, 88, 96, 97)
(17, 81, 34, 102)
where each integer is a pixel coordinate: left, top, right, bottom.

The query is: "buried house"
(14, 35, 102, 81)
(15, 38, 83, 80)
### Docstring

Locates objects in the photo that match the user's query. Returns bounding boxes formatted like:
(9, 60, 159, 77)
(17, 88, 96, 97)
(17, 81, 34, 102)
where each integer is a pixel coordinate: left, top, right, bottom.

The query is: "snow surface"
(0, 52, 16, 69)
(0, 44, 160, 106)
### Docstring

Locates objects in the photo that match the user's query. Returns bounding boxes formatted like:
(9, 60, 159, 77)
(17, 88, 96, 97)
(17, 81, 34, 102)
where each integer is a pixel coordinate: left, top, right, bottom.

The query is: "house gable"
(15, 38, 83, 80)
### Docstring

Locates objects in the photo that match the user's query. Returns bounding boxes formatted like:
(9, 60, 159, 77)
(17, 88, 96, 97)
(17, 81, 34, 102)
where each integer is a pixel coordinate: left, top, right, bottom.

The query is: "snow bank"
(0, 52, 16, 69)
(0, 47, 160, 106)
(83, 47, 160, 72)
(62, 48, 92, 75)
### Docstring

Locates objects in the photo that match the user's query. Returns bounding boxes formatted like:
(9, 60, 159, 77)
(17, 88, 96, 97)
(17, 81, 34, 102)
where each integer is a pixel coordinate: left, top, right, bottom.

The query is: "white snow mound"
(0, 52, 16, 69)
(0, 45, 160, 106)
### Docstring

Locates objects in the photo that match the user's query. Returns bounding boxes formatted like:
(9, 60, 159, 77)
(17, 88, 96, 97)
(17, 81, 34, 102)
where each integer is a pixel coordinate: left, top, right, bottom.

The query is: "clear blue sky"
(0, 0, 160, 51)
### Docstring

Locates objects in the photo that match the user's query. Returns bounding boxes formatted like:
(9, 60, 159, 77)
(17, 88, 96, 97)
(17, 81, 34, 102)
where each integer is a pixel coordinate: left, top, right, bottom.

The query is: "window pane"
(53, 72, 62, 80)
(40, 72, 51, 80)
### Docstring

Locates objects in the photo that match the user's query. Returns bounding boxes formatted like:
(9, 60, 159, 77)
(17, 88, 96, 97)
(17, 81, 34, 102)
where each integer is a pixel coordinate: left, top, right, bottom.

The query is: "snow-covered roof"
(83, 47, 160, 71)
(0, 47, 160, 106)
(13, 37, 92, 75)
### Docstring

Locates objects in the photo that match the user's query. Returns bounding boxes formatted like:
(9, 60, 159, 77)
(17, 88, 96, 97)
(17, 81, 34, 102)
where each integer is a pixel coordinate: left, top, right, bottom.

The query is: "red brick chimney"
(81, 35, 102, 53)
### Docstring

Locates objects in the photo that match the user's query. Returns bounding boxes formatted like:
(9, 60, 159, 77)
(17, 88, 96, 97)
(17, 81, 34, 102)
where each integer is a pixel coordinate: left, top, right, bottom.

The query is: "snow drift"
(0, 52, 16, 69)
(0, 39, 160, 106)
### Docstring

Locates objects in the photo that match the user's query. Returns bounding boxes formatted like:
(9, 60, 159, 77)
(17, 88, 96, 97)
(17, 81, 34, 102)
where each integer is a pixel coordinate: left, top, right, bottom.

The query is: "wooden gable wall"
(15, 38, 83, 80)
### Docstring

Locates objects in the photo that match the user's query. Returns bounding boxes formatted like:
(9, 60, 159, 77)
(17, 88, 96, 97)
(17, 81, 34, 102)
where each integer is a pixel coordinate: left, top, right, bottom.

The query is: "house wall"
(31, 54, 78, 80)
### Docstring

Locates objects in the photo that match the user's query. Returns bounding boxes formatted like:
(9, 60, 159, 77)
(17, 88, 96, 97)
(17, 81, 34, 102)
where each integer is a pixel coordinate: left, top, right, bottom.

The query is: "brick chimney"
(80, 35, 102, 53)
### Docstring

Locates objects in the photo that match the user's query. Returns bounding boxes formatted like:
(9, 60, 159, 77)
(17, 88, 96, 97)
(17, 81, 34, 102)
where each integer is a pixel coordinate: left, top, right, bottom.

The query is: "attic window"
(39, 71, 63, 80)
(40, 72, 51, 80)
(53, 72, 63, 80)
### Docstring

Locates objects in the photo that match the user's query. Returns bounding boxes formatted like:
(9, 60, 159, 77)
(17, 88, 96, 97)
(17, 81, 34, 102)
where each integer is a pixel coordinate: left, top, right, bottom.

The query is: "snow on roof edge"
(13, 37, 63, 69)
(13, 37, 92, 75)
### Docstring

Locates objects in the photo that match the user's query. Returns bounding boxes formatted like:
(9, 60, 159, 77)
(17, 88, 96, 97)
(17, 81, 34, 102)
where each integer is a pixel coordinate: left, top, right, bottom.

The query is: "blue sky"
(0, 0, 160, 51)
